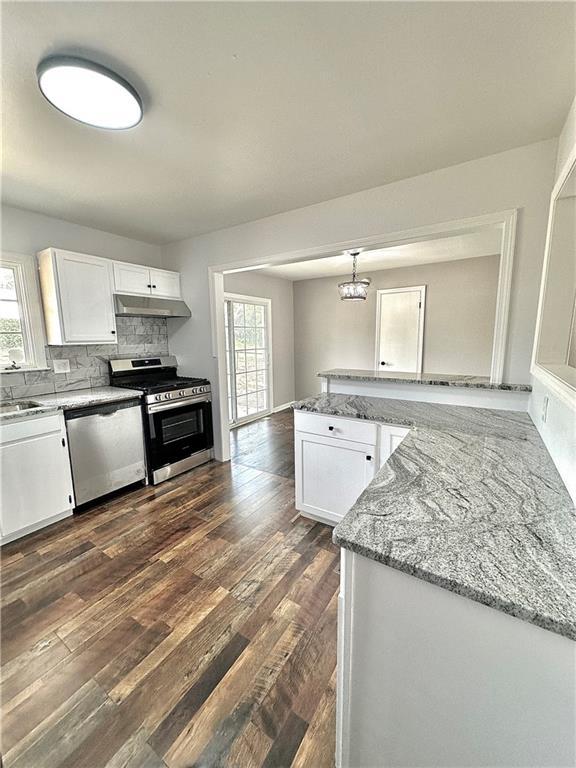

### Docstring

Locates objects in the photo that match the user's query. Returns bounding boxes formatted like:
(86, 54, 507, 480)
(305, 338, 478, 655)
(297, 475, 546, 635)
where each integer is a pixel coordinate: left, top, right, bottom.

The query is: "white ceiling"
(2, 2, 574, 245)
(257, 226, 503, 281)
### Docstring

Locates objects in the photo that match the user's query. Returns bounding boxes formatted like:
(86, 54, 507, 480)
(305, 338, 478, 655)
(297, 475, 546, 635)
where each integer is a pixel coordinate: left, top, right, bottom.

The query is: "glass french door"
(224, 296, 271, 425)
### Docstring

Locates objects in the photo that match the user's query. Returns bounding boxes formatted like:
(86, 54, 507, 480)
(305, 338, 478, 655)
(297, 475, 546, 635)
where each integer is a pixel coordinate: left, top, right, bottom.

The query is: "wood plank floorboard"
(1, 410, 338, 767)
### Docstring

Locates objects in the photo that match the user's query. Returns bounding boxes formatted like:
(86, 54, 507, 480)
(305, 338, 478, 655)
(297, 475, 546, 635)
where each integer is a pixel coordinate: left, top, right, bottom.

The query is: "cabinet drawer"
(294, 410, 377, 445)
(1, 412, 63, 444)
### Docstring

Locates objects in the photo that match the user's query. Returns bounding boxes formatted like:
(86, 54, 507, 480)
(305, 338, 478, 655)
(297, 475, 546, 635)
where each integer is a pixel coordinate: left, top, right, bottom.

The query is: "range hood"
(114, 294, 191, 318)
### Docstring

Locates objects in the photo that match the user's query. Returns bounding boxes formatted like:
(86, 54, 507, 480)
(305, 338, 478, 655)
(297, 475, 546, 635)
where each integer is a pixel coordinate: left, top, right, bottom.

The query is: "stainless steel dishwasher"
(65, 398, 146, 506)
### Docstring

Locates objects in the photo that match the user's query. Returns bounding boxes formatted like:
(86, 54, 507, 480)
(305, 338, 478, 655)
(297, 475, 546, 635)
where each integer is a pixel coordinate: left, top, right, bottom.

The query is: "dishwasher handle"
(64, 397, 142, 420)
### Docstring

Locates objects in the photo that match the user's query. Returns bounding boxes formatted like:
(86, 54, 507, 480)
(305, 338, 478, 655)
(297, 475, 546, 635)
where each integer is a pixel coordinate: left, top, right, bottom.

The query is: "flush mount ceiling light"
(338, 250, 371, 301)
(36, 55, 142, 129)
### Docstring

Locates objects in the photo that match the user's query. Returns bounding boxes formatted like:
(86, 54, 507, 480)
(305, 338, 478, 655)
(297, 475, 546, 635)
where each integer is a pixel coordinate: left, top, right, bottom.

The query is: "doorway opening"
(375, 285, 426, 373)
(210, 210, 517, 461)
(224, 293, 273, 427)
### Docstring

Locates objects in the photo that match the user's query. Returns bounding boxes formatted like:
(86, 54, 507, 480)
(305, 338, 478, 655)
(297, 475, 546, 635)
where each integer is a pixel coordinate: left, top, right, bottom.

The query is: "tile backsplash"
(0, 317, 169, 401)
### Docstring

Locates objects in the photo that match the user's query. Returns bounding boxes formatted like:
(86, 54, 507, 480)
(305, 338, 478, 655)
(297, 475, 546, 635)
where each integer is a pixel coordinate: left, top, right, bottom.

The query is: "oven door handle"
(147, 395, 211, 414)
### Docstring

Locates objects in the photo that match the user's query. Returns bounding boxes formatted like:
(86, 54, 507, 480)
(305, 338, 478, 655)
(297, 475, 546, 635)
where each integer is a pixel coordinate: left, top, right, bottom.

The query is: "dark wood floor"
(1, 410, 338, 768)
(230, 410, 295, 479)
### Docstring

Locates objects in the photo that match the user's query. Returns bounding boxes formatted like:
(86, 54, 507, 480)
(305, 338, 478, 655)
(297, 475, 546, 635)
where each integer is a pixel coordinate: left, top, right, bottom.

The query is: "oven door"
(146, 397, 213, 472)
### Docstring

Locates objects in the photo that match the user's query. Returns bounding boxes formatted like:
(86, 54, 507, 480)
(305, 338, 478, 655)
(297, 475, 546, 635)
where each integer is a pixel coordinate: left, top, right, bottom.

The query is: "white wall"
(164, 139, 557, 459)
(294, 254, 499, 399)
(223, 271, 295, 408)
(528, 97, 576, 503)
(1, 205, 163, 266)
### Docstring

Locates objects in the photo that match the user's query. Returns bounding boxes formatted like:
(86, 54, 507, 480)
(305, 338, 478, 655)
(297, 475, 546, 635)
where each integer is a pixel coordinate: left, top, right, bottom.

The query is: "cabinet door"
(56, 251, 117, 343)
(113, 262, 152, 295)
(379, 425, 410, 468)
(0, 423, 73, 538)
(295, 432, 376, 526)
(150, 268, 181, 298)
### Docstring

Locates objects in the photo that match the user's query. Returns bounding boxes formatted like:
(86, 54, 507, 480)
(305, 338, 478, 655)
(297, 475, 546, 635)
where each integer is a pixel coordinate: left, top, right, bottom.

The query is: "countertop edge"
(317, 370, 532, 392)
(332, 532, 576, 642)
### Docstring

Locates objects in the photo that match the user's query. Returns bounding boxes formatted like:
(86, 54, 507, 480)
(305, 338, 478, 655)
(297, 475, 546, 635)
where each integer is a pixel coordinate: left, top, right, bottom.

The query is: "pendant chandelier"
(338, 251, 371, 301)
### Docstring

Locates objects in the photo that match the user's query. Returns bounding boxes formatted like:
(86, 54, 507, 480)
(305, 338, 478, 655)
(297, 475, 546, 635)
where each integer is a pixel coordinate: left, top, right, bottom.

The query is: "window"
(224, 295, 271, 424)
(0, 253, 47, 371)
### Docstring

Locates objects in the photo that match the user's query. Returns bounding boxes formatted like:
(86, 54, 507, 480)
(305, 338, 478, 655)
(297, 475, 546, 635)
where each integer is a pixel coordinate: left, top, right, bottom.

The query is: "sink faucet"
(5, 361, 21, 370)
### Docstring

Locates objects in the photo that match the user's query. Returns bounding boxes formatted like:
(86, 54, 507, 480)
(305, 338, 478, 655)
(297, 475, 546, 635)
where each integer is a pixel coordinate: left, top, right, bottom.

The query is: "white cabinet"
(112, 262, 151, 295)
(0, 412, 74, 544)
(113, 262, 181, 299)
(150, 268, 181, 298)
(378, 424, 410, 468)
(294, 411, 412, 527)
(337, 549, 576, 768)
(295, 412, 378, 526)
(38, 248, 117, 345)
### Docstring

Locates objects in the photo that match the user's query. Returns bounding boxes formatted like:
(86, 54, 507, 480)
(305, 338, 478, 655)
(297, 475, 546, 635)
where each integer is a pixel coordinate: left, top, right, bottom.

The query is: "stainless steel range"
(110, 356, 213, 484)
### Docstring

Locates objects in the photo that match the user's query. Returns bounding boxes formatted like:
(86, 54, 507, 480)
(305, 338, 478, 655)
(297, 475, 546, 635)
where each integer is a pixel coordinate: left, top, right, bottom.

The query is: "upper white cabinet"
(113, 262, 181, 299)
(150, 268, 181, 298)
(38, 248, 117, 345)
(112, 262, 150, 296)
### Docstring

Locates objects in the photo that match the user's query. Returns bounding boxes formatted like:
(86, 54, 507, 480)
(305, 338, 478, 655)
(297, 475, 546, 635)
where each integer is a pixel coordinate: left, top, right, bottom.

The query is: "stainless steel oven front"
(145, 393, 213, 484)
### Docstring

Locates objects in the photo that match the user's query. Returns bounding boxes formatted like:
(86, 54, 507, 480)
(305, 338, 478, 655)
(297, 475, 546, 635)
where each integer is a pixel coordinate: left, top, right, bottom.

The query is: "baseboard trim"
(273, 401, 294, 413)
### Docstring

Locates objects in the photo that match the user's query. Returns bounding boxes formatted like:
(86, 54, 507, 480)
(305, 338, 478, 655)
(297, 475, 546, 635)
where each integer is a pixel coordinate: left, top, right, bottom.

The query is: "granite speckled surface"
(29, 386, 143, 411)
(0, 403, 60, 422)
(294, 393, 575, 640)
(319, 368, 532, 392)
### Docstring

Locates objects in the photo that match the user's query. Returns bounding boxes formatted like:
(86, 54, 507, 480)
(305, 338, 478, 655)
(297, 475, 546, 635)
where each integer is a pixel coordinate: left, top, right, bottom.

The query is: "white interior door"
(225, 295, 272, 425)
(375, 286, 426, 373)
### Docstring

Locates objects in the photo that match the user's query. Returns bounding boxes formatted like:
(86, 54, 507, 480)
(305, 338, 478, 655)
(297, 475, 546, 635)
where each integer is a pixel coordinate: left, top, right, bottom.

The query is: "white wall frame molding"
(530, 142, 576, 414)
(209, 209, 518, 461)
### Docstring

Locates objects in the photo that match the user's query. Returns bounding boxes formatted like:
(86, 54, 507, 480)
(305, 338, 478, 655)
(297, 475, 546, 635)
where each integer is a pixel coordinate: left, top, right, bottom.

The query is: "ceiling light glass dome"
(37, 56, 142, 130)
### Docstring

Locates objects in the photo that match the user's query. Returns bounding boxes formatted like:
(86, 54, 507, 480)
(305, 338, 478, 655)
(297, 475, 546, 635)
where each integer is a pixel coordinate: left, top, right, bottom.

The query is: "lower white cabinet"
(337, 549, 576, 768)
(0, 412, 74, 544)
(294, 411, 411, 526)
(295, 431, 376, 525)
(378, 424, 410, 468)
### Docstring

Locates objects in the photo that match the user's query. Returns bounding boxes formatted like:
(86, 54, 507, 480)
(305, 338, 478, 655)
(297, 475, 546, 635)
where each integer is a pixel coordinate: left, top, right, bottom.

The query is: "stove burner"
(117, 376, 209, 394)
(109, 356, 211, 403)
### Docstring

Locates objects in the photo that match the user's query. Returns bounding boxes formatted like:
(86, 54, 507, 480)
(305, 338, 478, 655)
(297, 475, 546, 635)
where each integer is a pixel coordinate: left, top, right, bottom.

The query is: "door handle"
(328, 425, 334, 431)
(366, 455, 372, 461)
(380, 361, 387, 366)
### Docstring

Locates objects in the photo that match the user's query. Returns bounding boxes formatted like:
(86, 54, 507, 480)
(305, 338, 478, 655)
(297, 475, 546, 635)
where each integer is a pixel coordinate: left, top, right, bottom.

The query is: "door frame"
(224, 292, 274, 428)
(374, 285, 426, 373)
(209, 209, 517, 461)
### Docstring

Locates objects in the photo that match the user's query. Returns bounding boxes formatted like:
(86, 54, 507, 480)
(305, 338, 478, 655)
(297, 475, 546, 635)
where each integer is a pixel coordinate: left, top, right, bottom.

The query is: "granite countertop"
(293, 393, 576, 640)
(0, 387, 142, 422)
(30, 386, 143, 411)
(0, 403, 61, 423)
(318, 368, 532, 392)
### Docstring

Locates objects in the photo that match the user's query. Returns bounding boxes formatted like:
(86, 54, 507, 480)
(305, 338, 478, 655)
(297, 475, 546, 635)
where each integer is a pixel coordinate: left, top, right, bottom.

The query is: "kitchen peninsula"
(293, 391, 575, 768)
(319, 368, 532, 410)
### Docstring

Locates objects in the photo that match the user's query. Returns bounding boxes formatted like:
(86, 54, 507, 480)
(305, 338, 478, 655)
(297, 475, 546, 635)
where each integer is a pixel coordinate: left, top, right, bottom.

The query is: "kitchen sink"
(0, 400, 42, 414)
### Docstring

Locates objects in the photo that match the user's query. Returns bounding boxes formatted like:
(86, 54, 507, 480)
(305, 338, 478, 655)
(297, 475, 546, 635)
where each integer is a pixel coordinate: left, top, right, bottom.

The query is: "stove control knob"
(179, 390, 186, 397)
(164, 393, 171, 400)
(154, 394, 162, 402)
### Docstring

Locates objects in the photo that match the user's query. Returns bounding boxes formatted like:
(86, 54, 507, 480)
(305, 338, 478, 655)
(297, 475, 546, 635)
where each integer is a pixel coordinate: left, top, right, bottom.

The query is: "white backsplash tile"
(1, 317, 169, 401)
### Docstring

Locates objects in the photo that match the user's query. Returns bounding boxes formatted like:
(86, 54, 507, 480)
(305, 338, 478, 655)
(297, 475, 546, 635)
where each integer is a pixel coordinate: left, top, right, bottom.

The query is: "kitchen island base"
(337, 549, 576, 768)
